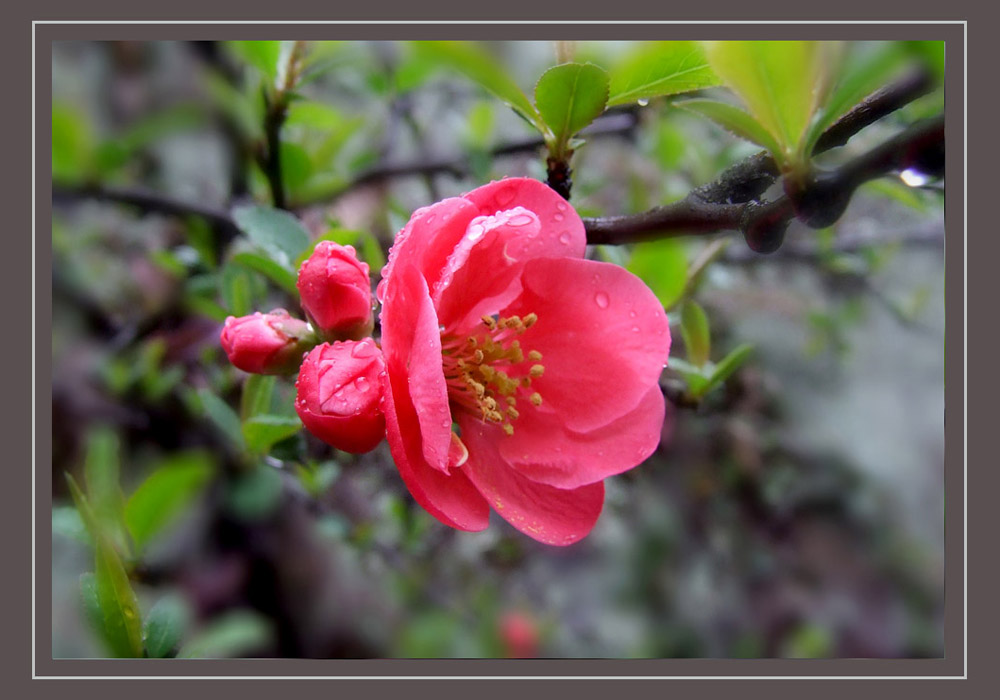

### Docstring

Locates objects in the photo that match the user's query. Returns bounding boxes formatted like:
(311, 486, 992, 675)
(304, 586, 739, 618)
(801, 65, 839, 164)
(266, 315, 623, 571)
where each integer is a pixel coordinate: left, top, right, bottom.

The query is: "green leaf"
(627, 239, 688, 310)
(677, 99, 784, 163)
(534, 62, 610, 149)
(83, 426, 129, 554)
(220, 262, 254, 317)
(707, 343, 754, 389)
(143, 594, 192, 659)
(52, 102, 95, 183)
(681, 301, 711, 368)
(124, 451, 214, 552)
(228, 41, 282, 82)
(67, 475, 144, 658)
(607, 41, 720, 106)
(54, 506, 91, 546)
(240, 374, 277, 422)
(703, 41, 835, 165)
(242, 415, 302, 455)
(231, 204, 311, 267)
(197, 389, 245, 449)
(231, 250, 298, 296)
(176, 610, 273, 659)
(802, 43, 905, 156)
(79, 573, 103, 637)
(412, 41, 543, 131)
(225, 465, 284, 521)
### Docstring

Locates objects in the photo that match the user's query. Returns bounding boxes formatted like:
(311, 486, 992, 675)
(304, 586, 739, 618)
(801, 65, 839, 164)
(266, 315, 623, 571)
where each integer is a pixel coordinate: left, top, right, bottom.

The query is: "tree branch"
(583, 109, 943, 249)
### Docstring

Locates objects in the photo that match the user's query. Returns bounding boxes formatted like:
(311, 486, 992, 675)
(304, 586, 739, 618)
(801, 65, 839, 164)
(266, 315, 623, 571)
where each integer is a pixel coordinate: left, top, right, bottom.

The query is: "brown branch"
(584, 113, 943, 251)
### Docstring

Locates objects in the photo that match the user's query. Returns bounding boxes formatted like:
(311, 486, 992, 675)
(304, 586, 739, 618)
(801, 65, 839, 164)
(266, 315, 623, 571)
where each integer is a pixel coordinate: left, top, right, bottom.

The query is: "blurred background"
(50, 40, 945, 659)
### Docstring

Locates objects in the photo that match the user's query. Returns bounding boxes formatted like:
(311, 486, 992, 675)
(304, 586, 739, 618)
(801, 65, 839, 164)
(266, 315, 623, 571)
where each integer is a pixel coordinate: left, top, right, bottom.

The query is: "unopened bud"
(295, 338, 386, 454)
(296, 241, 373, 340)
(220, 310, 313, 375)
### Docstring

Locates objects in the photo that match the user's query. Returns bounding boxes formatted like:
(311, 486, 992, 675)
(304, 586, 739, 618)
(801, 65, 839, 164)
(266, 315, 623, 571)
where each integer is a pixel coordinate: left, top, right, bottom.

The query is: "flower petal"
(433, 207, 539, 333)
(380, 263, 453, 472)
(379, 196, 479, 300)
(462, 178, 586, 259)
(459, 415, 605, 546)
(499, 385, 665, 489)
(383, 374, 490, 532)
(502, 256, 671, 433)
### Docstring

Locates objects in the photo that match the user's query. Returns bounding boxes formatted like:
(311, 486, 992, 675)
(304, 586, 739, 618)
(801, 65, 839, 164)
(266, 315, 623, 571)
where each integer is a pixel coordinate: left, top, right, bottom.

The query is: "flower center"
(440, 313, 545, 435)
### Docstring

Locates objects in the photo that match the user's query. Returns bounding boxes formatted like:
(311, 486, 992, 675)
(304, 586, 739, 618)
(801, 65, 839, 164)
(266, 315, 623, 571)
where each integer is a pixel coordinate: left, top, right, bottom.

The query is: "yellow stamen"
(530, 392, 543, 407)
(528, 350, 542, 361)
(530, 364, 544, 378)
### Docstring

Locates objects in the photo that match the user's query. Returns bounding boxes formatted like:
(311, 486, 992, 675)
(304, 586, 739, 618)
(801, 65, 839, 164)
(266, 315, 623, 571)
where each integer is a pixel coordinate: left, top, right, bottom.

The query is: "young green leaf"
(681, 301, 712, 368)
(231, 250, 298, 296)
(144, 594, 192, 659)
(176, 610, 273, 659)
(242, 415, 302, 455)
(220, 262, 254, 317)
(412, 41, 543, 131)
(534, 62, 610, 151)
(83, 426, 130, 555)
(607, 41, 720, 107)
(706, 343, 755, 390)
(228, 41, 282, 82)
(197, 389, 245, 450)
(703, 41, 835, 166)
(676, 99, 784, 166)
(124, 451, 214, 552)
(240, 374, 277, 422)
(626, 239, 689, 311)
(231, 204, 311, 266)
(67, 475, 144, 658)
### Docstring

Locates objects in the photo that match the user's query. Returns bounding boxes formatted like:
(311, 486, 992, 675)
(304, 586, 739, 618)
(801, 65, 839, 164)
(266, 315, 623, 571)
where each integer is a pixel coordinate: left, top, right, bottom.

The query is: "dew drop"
(632, 326, 640, 333)
(594, 292, 610, 309)
(637, 98, 649, 107)
(354, 376, 370, 392)
(558, 231, 572, 245)
(351, 341, 376, 359)
(552, 212, 565, 222)
(467, 223, 486, 241)
(556, 201, 567, 212)
(507, 213, 534, 227)
(629, 309, 637, 318)
(425, 214, 436, 224)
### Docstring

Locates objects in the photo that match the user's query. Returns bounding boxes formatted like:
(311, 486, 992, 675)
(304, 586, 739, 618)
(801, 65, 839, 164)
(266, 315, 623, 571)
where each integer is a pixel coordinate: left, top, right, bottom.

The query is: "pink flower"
(295, 338, 386, 454)
(378, 178, 670, 545)
(220, 310, 313, 375)
(296, 241, 373, 340)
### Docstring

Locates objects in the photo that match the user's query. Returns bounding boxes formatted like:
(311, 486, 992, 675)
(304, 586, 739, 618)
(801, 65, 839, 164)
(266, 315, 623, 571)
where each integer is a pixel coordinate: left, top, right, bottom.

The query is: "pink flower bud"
(220, 310, 312, 375)
(295, 338, 386, 454)
(499, 611, 539, 658)
(297, 242, 373, 340)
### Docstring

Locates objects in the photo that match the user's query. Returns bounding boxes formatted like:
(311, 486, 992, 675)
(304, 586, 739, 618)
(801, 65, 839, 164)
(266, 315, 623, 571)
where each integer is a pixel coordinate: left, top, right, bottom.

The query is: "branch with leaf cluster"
(583, 69, 939, 250)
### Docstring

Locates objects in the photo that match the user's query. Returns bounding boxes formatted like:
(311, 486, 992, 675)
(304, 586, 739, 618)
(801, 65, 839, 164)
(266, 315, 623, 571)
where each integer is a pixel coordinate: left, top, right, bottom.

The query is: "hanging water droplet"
(594, 292, 610, 309)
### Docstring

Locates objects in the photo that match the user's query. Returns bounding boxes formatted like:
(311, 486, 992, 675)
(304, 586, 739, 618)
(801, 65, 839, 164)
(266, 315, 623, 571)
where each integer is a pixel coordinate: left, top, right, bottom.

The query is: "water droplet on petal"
(351, 340, 376, 359)
(507, 213, 534, 227)
(594, 292, 610, 309)
(552, 213, 565, 222)
(354, 376, 370, 392)
(556, 201, 567, 212)
(467, 223, 486, 241)
(631, 326, 640, 333)
(629, 309, 637, 318)
(558, 232, 572, 245)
